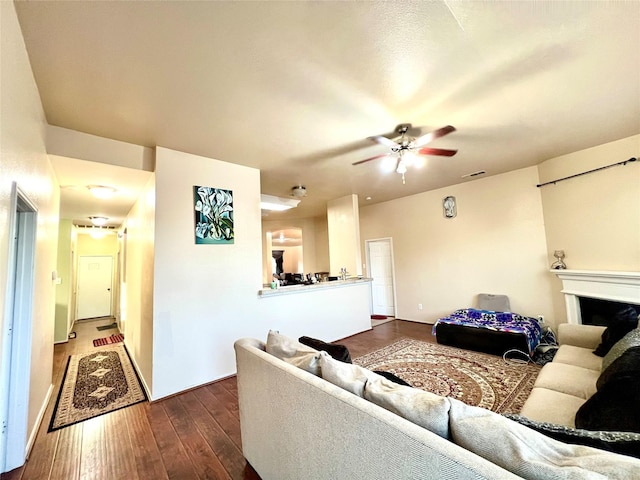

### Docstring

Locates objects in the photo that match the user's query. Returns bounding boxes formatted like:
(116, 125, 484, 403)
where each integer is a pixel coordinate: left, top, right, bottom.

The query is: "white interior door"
(367, 239, 396, 316)
(76, 256, 113, 320)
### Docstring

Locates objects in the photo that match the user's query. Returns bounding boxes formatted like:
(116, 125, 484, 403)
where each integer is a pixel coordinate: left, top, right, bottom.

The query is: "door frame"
(1, 183, 37, 473)
(364, 237, 397, 317)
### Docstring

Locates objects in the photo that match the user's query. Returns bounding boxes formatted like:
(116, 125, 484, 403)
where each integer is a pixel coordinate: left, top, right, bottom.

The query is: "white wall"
(538, 134, 640, 323)
(360, 167, 555, 326)
(0, 2, 59, 469)
(121, 175, 156, 396)
(151, 147, 263, 399)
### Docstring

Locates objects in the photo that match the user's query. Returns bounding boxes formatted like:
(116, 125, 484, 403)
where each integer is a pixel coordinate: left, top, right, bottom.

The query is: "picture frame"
(443, 195, 456, 218)
(193, 186, 234, 244)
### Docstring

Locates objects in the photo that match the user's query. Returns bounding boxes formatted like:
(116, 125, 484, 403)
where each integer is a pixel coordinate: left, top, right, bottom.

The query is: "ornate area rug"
(354, 338, 541, 414)
(49, 345, 146, 431)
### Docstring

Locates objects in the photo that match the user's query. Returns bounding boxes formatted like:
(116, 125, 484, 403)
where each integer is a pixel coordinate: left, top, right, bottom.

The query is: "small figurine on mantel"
(551, 250, 567, 269)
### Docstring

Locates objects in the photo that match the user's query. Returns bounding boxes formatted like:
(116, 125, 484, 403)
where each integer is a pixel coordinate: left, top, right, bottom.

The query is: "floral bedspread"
(432, 308, 543, 356)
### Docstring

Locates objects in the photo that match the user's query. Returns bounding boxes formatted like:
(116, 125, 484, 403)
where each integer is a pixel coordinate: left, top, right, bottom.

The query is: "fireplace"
(552, 270, 640, 324)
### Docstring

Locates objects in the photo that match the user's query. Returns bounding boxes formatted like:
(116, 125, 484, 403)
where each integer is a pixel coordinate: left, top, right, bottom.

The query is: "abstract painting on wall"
(193, 186, 234, 244)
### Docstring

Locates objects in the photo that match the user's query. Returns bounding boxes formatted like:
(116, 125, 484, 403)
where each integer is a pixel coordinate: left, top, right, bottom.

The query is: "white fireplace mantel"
(551, 270, 640, 323)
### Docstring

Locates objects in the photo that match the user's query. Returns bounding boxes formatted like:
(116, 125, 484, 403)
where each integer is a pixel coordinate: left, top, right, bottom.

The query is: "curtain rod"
(536, 157, 637, 188)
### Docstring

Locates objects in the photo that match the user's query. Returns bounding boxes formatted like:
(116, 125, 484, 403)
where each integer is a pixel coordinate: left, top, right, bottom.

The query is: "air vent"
(461, 170, 486, 179)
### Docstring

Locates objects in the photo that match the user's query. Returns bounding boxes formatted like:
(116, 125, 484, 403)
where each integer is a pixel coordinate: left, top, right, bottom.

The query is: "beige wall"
(538, 134, 640, 323)
(328, 194, 362, 277)
(121, 175, 156, 396)
(0, 2, 59, 468)
(360, 167, 555, 325)
(75, 231, 119, 318)
(280, 245, 303, 273)
(314, 215, 330, 272)
(54, 219, 73, 343)
(262, 217, 320, 282)
(76, 231, 118, 256)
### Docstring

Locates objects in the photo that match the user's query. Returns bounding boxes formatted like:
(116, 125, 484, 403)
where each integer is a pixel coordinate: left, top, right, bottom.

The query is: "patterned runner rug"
(353, 338, 541, 414)
(93, 333, 124, 347)
(49, 345, 146, 431)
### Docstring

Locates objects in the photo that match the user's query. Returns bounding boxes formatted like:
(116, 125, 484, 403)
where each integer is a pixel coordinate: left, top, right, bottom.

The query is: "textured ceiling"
(14, 1, 640, 223)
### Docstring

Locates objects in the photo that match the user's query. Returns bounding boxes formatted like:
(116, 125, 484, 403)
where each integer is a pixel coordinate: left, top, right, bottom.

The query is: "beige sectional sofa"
(521, 323, 606, 427)
(235, 331, 640, 480)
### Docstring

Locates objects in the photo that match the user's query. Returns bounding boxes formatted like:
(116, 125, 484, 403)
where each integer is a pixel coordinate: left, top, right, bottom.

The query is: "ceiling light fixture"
(260, 194, 301, 211)
(291, 185, 307, 198)
(87, 185, 117, 199)
(89, 216, 109, 226)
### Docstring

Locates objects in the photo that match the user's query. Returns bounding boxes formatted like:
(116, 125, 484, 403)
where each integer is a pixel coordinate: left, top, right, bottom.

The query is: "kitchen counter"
(258, 277, 372, 297)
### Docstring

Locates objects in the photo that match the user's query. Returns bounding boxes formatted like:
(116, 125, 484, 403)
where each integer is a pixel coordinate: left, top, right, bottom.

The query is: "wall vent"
(461, 170, 486, 179)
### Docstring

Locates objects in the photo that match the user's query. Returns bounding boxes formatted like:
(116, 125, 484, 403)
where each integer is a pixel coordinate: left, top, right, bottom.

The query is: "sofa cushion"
(505, 414, 640, 459)
(449, 398, 640, 479)
(553, 344, 602, 371)
(593, 307, 639, 356)
(520, 387, 586, 427)
(298, 336, 352, 363)
(602, 327, 640, 372)
(265, 330, 321, 375)
(363, 376, 451, 439)
(533, 362, 599, 399)
(575, 346, 640, 433)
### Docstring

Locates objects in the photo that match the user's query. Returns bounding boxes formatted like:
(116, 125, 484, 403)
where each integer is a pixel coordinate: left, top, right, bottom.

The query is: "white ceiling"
(14, 1, 640, 224)
(50, 155, 152, 227)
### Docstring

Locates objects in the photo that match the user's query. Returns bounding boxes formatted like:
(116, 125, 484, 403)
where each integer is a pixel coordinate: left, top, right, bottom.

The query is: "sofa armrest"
(558, 323, 606, 349)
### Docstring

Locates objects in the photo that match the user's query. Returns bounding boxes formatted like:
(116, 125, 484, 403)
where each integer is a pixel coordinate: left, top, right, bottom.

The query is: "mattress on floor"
(432, 308, 543, 356)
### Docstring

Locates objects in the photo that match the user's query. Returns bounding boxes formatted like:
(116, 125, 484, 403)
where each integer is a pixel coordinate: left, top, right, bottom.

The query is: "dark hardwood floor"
(2, 318, 435, 480)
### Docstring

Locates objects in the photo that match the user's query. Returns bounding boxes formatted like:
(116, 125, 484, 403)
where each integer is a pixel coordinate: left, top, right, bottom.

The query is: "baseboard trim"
(25, 383, 54, 460)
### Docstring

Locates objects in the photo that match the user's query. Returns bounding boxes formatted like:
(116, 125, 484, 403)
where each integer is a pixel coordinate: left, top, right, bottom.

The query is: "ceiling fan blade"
(352, 153, 391, 165)
(412, 125, 456, 148)
(367, 135, 400, 148)
(418, 147, 458, 157)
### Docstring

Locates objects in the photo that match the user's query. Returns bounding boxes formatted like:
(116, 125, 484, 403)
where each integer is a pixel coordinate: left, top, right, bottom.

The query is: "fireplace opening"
(579, 297, 640, 326)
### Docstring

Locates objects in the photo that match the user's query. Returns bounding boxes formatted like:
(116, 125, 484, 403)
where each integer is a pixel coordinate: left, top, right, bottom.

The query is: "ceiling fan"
(353, 123, 457, 184)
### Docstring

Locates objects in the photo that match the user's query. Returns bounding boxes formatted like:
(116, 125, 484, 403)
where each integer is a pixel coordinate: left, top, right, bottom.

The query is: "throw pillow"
(319, 352, 376, 397)
(575, 349, 640, 433)
(298, 336, 352, 363)
(265, 330, 322, 375)
(363, 377, 451, 439)
(266, 330, 317, 358)
(602, 327, 640, 372)
(597, 345, 640, 391)
(593, 307, 639, 357)
(505, 414, 640, 459)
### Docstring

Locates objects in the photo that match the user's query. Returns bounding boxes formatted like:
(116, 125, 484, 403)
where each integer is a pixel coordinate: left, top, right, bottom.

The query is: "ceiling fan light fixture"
(87, 185, 117, 199)
(260, 194, 301, 211)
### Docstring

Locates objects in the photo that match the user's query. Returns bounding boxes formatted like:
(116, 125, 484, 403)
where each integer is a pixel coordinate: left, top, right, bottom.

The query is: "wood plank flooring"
(2, 319, 435, 480)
